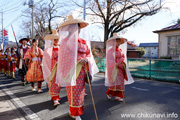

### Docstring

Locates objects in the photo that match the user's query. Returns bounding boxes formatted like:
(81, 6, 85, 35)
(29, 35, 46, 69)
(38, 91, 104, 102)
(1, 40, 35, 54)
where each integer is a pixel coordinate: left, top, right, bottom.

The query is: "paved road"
(0, 72, 180, 120)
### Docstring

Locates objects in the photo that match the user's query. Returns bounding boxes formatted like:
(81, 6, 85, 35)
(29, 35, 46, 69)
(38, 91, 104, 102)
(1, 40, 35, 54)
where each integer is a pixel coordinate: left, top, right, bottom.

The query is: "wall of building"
(143, 47, 158, 58)
(127, 51, 140, 58)
(158, 30, 180, 58)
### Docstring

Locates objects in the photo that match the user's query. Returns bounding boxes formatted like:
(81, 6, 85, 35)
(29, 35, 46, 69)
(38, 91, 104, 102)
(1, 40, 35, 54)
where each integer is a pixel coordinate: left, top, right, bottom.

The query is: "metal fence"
(95, 58, 180, 83)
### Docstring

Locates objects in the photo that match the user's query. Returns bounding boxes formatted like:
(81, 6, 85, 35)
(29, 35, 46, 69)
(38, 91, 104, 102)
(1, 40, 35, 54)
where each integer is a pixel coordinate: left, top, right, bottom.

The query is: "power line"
(4, 7, 23, 15)
(4, 0, 46, 30)
(5, 14, 22, 28)
(1, 0, 8, 8)
(3, 1, 24, 13)
(2, 0, 22, 10)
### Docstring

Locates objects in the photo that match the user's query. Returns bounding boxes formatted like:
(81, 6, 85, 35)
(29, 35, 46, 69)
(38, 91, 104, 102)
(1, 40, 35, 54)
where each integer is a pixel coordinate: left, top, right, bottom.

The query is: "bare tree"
(74, 0, 162, 44)
(20, 0, 70, 48)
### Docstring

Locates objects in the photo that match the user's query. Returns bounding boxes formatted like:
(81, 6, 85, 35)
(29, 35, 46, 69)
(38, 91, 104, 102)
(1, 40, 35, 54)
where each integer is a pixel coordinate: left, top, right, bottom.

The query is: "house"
(139, 43, 158, 58)
(4, 41, 20, 50)
(91, 41, 141, 58)
(153, 23, 180, 60)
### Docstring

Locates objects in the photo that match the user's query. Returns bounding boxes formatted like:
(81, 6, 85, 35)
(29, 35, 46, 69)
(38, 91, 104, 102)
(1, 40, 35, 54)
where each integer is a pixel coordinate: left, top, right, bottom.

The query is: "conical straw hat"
(106, 33, 127, 43)
(58, 15, 89, 29)
(44, 29, 59, 40)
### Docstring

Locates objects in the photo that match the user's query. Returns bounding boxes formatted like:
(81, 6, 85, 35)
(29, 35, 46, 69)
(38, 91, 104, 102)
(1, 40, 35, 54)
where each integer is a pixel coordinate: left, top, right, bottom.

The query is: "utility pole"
(29, 0, 34, 40)
(1, 11, 4, 50)
(83, 0, 86, 20)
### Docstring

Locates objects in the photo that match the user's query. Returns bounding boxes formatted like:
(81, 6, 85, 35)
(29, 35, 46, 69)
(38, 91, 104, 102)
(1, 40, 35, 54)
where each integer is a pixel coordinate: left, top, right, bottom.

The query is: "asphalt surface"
(0, 72, 180, 120)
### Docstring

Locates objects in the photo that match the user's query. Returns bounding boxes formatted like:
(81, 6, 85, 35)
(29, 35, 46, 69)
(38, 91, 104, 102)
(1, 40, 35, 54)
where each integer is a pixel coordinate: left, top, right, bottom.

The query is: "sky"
(0, 0, 180, 46)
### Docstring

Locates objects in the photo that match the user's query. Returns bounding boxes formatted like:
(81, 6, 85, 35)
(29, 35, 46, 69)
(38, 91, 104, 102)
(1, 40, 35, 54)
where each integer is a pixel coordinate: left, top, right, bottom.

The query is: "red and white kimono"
(49, 46, 61, 100)
(56, 23, 99, 117)
(43, 44, 61, 101)
(66, 38, 90, 116)
(24, 47, 44, 82)
(105, 36, 134, 99)
(106, 48, 127, 98)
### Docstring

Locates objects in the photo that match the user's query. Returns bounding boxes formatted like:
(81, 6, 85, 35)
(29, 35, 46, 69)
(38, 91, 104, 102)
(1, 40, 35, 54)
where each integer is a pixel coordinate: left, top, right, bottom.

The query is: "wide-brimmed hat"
(19, 38, 29, 43)
(44, 29, 59, 40)
(58, 15, 89, 29)
(106, 33, 127, 43)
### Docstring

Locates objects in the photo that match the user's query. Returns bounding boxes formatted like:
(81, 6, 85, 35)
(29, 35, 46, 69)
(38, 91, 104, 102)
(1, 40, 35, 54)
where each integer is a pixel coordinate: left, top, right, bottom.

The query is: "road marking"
(0, 83, 41, 120)
(131, 86, 149, 91)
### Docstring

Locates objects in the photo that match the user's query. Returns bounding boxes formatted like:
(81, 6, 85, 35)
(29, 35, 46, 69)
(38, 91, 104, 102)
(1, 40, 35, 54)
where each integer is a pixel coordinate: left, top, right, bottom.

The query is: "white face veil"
(105, 39, 116, 86)
(42, 37, 60, 83)
(56, 23, 99, 87)
(119, 40, 134, 85)
(56, 24, 78, 86)
(105, 38, 134, 86)
(79, 26, 99, 80)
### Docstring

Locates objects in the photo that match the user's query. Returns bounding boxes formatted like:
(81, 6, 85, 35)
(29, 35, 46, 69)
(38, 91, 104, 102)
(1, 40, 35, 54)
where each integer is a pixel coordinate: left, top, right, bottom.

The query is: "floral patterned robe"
(48, 46, 61, 101)
(66, 38, 90, 116)
(24, 47, 44, 82)
(106, 48, 126, 98)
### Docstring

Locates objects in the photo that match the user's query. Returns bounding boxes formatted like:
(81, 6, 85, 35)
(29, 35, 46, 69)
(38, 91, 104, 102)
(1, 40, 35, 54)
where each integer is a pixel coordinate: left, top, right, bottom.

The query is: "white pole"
(32, 5, 34, 39)
(1, 11, 4, 50)
(29, 0, 34, 40)
(83, 0, 86, 20)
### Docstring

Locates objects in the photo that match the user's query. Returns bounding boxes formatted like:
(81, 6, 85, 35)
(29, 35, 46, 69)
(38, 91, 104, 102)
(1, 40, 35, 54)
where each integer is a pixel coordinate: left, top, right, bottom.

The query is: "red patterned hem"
(27, 79, 44, 82)
(51, 96, 60, 101)
(69, 105, 84, 116)
(106, 89, 125, 98)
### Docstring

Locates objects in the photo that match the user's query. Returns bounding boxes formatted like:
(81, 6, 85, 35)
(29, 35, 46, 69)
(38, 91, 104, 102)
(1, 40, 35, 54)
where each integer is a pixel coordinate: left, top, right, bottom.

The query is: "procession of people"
(0, 15, 136, 120)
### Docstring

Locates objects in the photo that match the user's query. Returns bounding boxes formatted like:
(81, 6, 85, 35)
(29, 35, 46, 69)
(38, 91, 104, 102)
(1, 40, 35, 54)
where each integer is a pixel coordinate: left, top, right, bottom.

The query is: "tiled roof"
(139, 43, 158, 47)
(153, 23, 180, 33)
(91, 41, 136, 50)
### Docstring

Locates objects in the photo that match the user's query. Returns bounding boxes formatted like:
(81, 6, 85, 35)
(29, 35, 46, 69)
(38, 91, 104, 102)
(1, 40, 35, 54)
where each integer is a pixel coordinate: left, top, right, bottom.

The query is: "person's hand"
(80, 58, 88, 65)
(54, 56, 58, 60)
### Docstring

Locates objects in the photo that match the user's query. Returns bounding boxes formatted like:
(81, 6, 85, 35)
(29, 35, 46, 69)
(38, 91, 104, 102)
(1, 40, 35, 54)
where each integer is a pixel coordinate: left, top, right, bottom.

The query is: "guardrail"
(95, 58, 180, 83)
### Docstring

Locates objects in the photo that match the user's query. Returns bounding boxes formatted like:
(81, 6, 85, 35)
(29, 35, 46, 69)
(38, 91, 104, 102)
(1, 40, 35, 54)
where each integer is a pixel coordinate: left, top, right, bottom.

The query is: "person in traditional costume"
(0, 49, 4, 73)
(24, 39, 44, 93)
(8, 47, 18, 79)
(56, 15, 99, 120)
(18, 38, 30, 86)
(4, 48, 10, 76)
(42, 29, 61, 106)
(105, 33, 135, 102)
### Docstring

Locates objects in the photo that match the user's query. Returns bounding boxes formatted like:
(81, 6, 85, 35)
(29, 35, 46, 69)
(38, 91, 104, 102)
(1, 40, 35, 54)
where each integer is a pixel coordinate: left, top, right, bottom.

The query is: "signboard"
(0, 29, 8, 46)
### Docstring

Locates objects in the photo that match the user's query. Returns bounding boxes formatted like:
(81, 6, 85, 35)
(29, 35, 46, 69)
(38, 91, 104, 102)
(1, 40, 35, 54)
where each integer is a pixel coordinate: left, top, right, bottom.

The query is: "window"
(168, 36, 180, 56)
(178, 37, 180, 44)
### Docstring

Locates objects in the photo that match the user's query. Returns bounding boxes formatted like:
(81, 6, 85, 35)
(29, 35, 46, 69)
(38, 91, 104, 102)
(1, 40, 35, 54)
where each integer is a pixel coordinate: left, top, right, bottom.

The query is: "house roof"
(91, 41, 136, 50)
(91, 41, 104, 49)
(139, 43, 158, 47)
(153, 23, 180, 33)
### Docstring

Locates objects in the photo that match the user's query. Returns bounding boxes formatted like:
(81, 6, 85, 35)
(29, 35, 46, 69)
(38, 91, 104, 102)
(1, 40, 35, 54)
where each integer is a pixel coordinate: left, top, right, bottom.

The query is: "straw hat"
(44, 29, 59, 40)
(106, 33, 127, 43)
(58, 15, 89, 29)
(19, 38, 29, 43)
